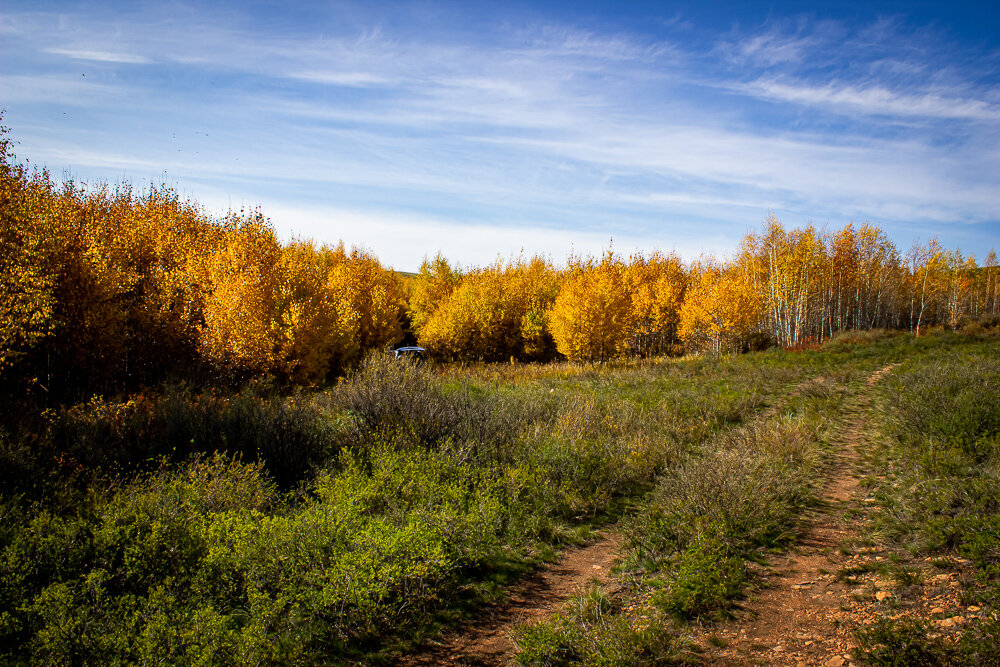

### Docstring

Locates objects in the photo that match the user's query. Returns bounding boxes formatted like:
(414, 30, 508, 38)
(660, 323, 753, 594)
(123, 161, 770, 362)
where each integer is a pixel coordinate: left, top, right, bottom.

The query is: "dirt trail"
(396, 530, 622, 666)
(695, 365, 899, 666)
(398, 365, 903, 666)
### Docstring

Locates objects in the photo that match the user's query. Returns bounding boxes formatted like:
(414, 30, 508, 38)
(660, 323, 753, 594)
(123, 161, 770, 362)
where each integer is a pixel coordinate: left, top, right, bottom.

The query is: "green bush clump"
(853, 617, 956, 666)
(622, 416, 819, 620)
(512, 586, 690, 666)
(650, 532, 746, 620)
(329, 353, 545, 460)
(883, 355, 1000, 450)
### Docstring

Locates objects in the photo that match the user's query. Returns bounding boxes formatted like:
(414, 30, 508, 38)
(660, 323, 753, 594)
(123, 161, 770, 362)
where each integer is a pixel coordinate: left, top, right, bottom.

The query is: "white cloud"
(45, 47, 151, 64)
(253, 202, 707, 271)
(738, 79, 1000, 121)
(289, 70, 391, 86)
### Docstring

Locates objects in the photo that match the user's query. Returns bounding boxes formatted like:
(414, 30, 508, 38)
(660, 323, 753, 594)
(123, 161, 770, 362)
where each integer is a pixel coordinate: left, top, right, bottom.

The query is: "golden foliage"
(417, 255, 560, 361)
(679, 260, 764, 352)
(4, 111, 999, 388)
(0, 121, 402, 392)
(549, 251, 634, 362)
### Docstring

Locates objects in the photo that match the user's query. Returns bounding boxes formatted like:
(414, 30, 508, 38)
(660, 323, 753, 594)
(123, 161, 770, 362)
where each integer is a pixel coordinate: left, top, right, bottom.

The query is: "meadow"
(3, 328, 998, 665)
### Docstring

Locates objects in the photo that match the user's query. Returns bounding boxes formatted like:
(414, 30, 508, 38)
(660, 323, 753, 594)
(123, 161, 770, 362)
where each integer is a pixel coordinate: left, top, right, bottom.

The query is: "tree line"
(2, 125, 998, 398)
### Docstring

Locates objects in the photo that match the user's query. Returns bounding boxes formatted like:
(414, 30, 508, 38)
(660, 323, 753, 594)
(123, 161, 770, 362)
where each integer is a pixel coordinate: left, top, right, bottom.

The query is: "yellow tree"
(549, 251, 634, 362)
(326, 244, 405, 354)
(984, 250, 999, 315)
(626, 251, 687, 356)
(418, 255, 559, 361)
(0, 137, 57, 376)
(197, 210, 285, 375)
(408, 253, 461, 339)
(679, 259, 764, 353)
(274, 240, 360, 383)
(906, 238, 948, 335)
(747, 217, 825, 345)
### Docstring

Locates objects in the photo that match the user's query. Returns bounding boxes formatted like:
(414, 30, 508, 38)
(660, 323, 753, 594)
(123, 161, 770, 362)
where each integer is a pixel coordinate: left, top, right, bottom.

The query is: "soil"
(395, 530, 622, 666)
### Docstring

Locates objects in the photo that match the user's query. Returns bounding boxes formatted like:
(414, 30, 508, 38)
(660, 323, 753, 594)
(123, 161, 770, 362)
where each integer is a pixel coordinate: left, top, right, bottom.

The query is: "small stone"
(969, 606, 982, 613)
(797, 662, 807, 667)
(930, 606, 944, 614)
(876, 591, 892, 601)
(938, 618, 954, 628)
(952, 615, 967, 625)
(825, 656, 847, 667)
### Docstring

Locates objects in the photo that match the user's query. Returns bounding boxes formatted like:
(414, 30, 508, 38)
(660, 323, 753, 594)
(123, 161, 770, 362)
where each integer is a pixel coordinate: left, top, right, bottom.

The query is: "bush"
(853, 618, 956, 666)
(883, 356, 1000, 451)
(513, 586, 689, 666)
(329, 353, 541, 461)
(650, 532, 746, 620)
(45, 384, 338, 488)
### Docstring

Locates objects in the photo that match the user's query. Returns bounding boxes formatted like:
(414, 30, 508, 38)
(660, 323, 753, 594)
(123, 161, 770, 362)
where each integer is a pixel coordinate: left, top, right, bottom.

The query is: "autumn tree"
(0, 129, 57, 378)
(626, 251, 687, 356)
(679, 259, 764, 353)
(906, 238, 948, 335)
(417, 255, 559, 361)
(549, 251, 634, 362)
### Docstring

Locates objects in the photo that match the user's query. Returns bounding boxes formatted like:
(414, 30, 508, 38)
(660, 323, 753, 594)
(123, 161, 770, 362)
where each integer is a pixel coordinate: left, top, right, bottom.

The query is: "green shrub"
(651, 532, 746, 620)
(853, 618, 956, 666)
(883, 356, 1000, 450)
(513, 587, 689, 666)
(46, 384, 337, 488)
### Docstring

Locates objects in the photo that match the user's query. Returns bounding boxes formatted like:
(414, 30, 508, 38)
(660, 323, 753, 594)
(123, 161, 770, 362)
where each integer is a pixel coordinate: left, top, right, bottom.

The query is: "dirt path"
(396, 530, 622, 666)
(694, 366, 899, 667)
(398, 365, 910, 667)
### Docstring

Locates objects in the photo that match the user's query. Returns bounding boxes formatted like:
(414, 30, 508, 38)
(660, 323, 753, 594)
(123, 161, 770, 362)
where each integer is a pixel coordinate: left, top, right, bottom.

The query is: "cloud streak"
(45, 47, 151, 64)
(738, 78, 1000, 121)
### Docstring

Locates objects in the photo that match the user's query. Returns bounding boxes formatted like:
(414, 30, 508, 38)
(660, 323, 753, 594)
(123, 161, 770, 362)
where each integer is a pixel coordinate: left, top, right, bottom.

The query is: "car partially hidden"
(393, 346, 426, 362)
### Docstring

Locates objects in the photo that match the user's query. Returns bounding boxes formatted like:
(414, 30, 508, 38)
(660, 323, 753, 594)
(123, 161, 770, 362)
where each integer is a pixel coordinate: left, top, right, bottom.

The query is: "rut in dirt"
(695, 365, 897, 667)
(395, 530, 622, 666)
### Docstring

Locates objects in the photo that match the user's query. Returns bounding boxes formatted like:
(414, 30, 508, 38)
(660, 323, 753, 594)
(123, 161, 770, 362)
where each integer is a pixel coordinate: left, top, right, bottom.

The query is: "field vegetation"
(2, 118, 1000, 664)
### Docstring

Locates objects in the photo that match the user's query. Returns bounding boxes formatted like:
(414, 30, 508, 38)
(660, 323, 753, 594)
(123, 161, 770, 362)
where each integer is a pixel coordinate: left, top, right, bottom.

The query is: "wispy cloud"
(737, 78, 1000, 121)
(289, 70, 391, 87)
(45, 47, 151, 64)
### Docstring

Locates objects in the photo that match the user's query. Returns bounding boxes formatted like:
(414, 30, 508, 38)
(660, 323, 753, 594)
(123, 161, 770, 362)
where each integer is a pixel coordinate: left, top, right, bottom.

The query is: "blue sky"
(2, 1, 998, 270)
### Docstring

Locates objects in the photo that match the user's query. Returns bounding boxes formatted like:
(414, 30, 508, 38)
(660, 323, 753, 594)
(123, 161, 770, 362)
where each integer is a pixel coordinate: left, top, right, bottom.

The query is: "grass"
(850, 334, 1000, 665)
(2, 331, 998, 664)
